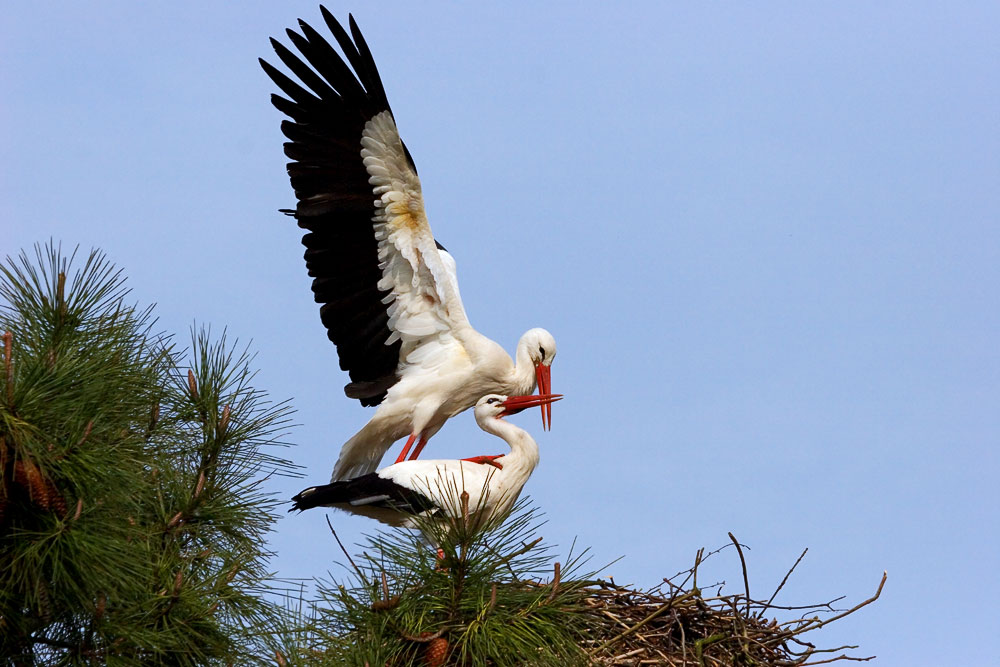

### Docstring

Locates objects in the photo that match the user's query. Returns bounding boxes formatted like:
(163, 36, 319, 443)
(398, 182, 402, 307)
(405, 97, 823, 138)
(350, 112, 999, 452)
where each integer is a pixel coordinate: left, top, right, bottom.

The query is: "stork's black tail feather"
(290, 483, 343, 511)
(290, 473, 437, 514)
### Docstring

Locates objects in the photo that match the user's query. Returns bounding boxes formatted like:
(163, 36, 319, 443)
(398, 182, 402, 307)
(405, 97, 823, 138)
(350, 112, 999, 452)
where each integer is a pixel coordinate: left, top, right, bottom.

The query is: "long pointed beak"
(535, 363, 553, 430)
(501, 393, 563, 418)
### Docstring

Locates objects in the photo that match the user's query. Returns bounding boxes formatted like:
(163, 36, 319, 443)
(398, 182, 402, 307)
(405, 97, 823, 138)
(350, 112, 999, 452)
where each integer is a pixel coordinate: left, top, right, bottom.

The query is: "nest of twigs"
(582, 534, 885, 666)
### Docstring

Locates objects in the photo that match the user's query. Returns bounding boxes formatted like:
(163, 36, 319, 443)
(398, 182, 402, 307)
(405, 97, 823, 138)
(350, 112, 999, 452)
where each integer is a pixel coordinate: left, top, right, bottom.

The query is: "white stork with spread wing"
(260, 8, 557, 481)
(290, 393, 562, 530)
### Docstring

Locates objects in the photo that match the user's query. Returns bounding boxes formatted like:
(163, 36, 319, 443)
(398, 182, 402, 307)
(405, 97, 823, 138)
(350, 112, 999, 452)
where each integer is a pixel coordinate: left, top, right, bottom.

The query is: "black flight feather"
(263, 8, 450, 406)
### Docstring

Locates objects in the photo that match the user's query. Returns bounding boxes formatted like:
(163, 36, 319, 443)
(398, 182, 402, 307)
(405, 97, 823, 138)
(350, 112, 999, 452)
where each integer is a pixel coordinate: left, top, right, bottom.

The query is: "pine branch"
(1, 243, 299, 665)
(293, 496, 598, 666)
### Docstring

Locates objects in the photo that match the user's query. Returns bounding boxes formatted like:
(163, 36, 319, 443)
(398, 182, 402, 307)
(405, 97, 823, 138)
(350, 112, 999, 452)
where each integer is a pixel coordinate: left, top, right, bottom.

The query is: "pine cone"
(12, 460, 28, 488)
(424, 637, 448, 667)
(14, 460, 50, 510)
(48, 480, 67, 516)
(27, 461, 50, 510)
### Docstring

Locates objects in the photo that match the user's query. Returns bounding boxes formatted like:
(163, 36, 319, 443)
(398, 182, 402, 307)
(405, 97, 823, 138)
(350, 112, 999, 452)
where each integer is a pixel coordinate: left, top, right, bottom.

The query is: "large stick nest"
(579, 534, 885, 666)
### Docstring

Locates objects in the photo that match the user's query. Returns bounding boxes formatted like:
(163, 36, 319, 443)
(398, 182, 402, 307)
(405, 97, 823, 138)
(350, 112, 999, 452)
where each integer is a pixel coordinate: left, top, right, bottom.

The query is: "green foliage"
(278, 496, 598, 666)
(0, 244, 297, 665)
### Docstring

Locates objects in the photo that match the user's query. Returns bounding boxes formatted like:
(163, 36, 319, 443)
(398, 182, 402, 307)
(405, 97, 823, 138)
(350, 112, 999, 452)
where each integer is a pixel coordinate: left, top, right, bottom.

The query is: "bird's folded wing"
(379, 460, 497, 516)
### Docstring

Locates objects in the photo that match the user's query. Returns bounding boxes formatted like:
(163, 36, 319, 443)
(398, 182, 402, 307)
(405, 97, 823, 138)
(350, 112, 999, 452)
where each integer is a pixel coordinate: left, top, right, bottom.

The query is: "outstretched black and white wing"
(261, 7, 469, 406)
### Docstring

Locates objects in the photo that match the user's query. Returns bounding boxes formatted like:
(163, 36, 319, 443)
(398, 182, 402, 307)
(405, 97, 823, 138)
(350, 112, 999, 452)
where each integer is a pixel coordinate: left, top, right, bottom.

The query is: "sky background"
(3, 2, 998, 664)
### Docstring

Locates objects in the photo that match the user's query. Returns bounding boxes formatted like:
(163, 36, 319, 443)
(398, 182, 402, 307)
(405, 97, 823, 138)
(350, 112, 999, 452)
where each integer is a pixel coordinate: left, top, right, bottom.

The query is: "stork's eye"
(539, 346, 546, 358)
(486, 397, 500, 405)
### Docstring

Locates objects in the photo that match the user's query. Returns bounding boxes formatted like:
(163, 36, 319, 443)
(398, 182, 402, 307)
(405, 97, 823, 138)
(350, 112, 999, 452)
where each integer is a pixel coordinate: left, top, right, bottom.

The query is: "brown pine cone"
(12, 460, 28, 488)
(14, 460, 50, 510)
(424, 637, 448, 667)
(47, 480, 67, 516)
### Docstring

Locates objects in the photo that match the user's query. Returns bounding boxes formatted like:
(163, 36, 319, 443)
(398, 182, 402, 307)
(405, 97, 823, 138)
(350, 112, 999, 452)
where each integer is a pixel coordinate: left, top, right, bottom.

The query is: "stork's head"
(521, 327, 557, 368)
(475, 393, 563, 424)
(519, 328, 557, 429)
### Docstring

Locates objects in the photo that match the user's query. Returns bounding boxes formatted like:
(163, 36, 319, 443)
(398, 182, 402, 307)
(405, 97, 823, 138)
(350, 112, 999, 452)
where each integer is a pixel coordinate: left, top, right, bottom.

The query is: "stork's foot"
(461, 454, 504, 470)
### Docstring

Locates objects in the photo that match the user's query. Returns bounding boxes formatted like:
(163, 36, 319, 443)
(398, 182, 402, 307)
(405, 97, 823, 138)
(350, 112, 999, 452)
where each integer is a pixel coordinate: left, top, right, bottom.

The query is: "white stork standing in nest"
(290, 393, 562, 530)
(260, 8, 558, 481)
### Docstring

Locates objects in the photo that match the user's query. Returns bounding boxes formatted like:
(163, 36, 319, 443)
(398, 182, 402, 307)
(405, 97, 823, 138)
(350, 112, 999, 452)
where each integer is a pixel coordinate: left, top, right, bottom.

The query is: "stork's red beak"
(535, 363, 553, 430)
(501, 393, 563, 419)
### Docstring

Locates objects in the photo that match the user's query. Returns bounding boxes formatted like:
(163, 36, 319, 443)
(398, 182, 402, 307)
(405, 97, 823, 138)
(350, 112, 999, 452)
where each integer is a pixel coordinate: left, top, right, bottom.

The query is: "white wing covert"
(362, 111, 471, 363)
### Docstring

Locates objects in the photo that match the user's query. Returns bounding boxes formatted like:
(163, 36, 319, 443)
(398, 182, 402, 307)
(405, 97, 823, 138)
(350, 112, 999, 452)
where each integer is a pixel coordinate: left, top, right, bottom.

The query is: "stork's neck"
(476, 416, 540, 476)
(510, 336, 537, 396)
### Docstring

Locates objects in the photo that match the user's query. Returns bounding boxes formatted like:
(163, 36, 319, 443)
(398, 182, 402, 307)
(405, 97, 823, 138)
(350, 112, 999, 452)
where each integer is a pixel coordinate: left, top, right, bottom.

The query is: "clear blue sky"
(4, 2, 998, 664)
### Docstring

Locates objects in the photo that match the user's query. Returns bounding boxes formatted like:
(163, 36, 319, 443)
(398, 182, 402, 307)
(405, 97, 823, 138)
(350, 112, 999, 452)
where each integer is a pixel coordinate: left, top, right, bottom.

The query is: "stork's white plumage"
(261, 9, 558, 481)
(290, 393, 561, 529)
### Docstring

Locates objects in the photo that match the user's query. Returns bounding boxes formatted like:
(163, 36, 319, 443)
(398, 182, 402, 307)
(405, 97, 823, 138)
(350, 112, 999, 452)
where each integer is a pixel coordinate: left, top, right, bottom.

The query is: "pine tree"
(0, 244, 296, 665)
(276, 493, 599, 666)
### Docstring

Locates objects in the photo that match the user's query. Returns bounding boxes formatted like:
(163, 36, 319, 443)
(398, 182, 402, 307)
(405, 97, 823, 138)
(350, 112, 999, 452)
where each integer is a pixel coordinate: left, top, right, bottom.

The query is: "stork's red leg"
(395, 433, 419, 464)
(407, 435, 430, 461)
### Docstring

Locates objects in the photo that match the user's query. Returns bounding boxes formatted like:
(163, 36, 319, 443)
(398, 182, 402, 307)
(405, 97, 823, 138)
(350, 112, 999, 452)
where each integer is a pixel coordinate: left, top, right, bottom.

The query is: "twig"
(371, 569, 400, 611)
(487, 583, 497, 613)
(789, 572, 887, 636)
(611, 647, 645, 661)
(763, 547, 808, 615)
(480, 537, 522, 582)
(56, 272, 66, 310)
(326, 515, 364, 581)
(494, 537, 543, 569)
(674, 609, 687, 665)
(546, 562, 561, 603)
(728, 532, 751, 617)
(769, 598, 845, 614)
(77, 421, 93, 448)
(193, 471, 206, 499)
(694, 632, 727, 666)
(460, 490, 470, 561)
(800, 654, 876, 665)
